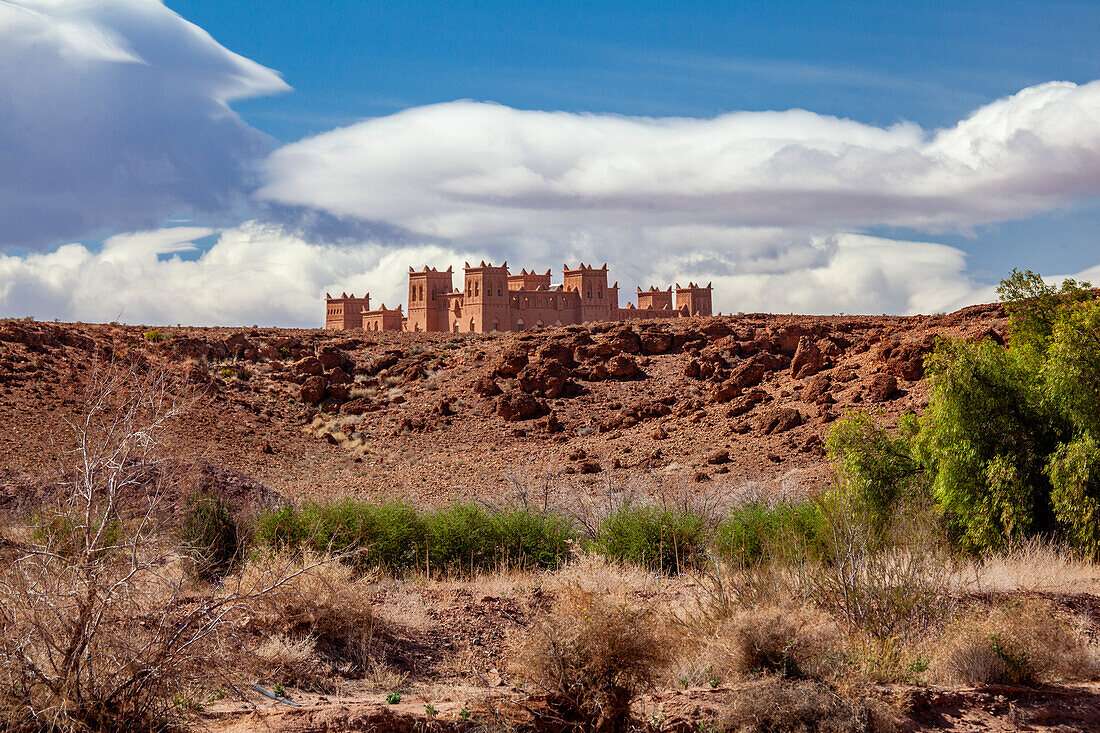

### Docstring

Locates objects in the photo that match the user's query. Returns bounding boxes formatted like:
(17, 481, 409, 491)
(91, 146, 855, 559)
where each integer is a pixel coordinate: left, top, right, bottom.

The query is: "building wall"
(676, 283, 714, 317)
(362, 307, 404, 332)
(637, 287, 673, 311)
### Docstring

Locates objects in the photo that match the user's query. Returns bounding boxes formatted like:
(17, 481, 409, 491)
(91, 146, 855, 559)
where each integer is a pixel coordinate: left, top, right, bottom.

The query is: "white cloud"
(0, 0, 289, 249)
(0, 222, 477, 327)
(0, 223, 995, 325)
(258, 81, 1100, 241)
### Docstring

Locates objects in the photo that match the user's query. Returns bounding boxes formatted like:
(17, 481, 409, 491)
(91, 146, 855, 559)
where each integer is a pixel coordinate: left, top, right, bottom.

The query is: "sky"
(1, 0, 1098, 326)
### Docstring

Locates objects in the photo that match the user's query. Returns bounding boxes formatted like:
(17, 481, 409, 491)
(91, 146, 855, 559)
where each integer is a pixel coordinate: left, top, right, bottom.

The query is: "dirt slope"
(0, 305, 1006, 506)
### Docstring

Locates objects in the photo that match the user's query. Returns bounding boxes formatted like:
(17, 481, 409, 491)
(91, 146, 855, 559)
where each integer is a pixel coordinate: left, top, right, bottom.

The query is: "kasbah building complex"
(324, 261, 713, 333)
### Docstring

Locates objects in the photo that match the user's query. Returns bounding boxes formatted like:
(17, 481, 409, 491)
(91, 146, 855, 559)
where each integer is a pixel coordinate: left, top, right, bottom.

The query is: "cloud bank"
(0, 223, 992, 326)
(259, 81, 1100, 238)
(0, 0, 288, 249)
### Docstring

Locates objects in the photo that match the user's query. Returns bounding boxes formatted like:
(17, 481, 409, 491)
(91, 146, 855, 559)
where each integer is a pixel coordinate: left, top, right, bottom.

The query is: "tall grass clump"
(593, 505, 707, 574)
(254, 501, 577, 574)
(714, 500, 827, 567)
(254, 501, 423, 570)
(180, 493, 241, 581)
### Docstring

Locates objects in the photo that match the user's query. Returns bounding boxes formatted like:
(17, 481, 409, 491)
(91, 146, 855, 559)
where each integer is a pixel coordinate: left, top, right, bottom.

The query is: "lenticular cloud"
(0, 0, 289, 250)
(259, 81, 1100, 239)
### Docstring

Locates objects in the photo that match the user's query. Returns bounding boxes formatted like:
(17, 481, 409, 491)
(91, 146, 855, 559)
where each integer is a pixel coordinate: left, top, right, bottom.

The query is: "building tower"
(562, 263, 616, 323)
(325, 292, 370, 330)
(675, 282, 714, 317)
(406, 266, 453, 332)
(460, 261, 511, 332)
(637, 286, 673, 311)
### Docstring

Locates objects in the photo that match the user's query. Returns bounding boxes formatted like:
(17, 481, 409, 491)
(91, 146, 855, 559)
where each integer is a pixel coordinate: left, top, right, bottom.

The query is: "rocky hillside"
(0, 304, 1007, 506)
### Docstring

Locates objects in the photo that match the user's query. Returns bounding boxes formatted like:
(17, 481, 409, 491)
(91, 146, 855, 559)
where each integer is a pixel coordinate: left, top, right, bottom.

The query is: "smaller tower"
(637, 286, 673, 311)
(675, 282, 713, 317)
(325, 292, 370, 330)
(462, 261, 511, 332)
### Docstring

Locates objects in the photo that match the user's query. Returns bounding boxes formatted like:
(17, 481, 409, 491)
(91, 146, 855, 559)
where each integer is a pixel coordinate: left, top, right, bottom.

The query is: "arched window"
(491, 320, 499, 331)
(517, 318, 525, 331)
(469, 318, 475, 331)
(598, 288, 602, 299)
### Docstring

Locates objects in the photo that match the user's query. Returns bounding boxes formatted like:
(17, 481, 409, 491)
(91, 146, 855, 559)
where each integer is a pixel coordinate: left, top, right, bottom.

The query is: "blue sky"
(1, 0, 1098, 325)
(168, 0, 1100, 140)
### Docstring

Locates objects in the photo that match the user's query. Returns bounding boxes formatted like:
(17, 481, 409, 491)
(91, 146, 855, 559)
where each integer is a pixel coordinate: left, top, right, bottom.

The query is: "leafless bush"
(803, 495, 955, 641)
(0, 360, 337, 732)
(512, 583, 667, 732)
(234, 550, 379, 676)
(931, 599, 1097, 686)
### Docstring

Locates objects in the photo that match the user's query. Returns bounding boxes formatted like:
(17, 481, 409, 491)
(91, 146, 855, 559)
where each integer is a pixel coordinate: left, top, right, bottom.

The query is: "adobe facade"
(325, 262, 712, 333)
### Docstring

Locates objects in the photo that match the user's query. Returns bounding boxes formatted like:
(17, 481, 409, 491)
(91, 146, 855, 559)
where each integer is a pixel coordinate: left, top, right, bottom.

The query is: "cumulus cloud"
(0, 222, 995, 325)
(259, 81, 1100, 240)
(0, 0, 289, 249)
(0, 222, 477, 327)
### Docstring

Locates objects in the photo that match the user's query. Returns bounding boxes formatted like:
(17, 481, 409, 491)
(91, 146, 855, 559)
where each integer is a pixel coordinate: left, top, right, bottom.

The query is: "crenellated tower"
(325, 292, 370, 330)
(562, 263, 615, 323)
(637, 286, 673, 311)
(675, 282, 714, 317)
(406, 266, 453, 332)
(460, 261, 511, 332)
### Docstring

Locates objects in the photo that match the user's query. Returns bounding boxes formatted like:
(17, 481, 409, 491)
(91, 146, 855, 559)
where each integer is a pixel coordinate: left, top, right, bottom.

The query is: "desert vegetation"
(3, 271, 1100, 731)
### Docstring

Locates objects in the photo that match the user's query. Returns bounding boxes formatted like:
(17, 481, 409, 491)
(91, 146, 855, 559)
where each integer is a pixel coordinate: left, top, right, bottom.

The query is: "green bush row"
(241, 499, 826, 576)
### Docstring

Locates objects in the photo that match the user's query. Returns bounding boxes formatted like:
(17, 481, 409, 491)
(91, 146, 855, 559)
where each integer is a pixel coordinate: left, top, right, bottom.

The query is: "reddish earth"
(16, 305, 1100, 732)
(0, 304, 1006, 508)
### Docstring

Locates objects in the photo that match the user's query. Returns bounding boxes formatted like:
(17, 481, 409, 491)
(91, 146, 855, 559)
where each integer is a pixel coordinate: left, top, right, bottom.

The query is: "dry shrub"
(720, 677, 888, 733)
(542, 552, 658, 603)
(234, 551, 379, 674)
(513, 584, 666, 732)
(718, 605, 844, 681)
(931, 599, 1096, 686)
(253, 634, 325, 686)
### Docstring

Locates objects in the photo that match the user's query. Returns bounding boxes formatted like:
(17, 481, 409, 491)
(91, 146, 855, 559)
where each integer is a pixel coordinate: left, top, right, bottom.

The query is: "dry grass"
(715, 605, 844, 682)
(956, 539, 1100, 594)
(718, 677, 891, 733)
(512, 582, 669, 733)
(233, 551, 380, 676)
(931, 598, 1097, 686)
(253, 634, 325, 687)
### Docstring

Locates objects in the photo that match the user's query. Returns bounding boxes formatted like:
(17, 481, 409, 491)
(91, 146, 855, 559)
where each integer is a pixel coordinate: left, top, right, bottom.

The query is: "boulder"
(299, 376, 326, 405)
(707, 449, 731, 465)
(536, 341, 576, 366)
(325, 366, 351, 385)
(317, 345, 350, 370)
(886, 343, 928, 381)
(639, 330, 674, 355)
(518, 360, 572, 398)
(474, 376, 502, 396)
(605, 354, 638, 379)
(493, 348, 529, 378)
(729, 357, 768, 389)
(759, 407, 803, 434)
(790, 337, 825, 379)
(342, 398, 373, 415)
(293, 356, 324, 377)
(497, 391, 545, 421)
(802, 374, 834, 405)
(224, 333, 253, 358)
(867, 374, 899, 402)
(772, 325, 808, 357)
(711, 380, 741, 403)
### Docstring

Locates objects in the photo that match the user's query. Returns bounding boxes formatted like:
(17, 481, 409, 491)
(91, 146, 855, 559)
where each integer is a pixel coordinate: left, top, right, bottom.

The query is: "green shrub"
(490, 508, 576, 569)
(826, 411, 923, 538)
(180, 494, 241, 580)
(252, 501, 576, 574)
(32, 512, 121, 560)
(143, 328, 170, 343)
(593, 505, 706, 573)
(714, 500, 827, 567)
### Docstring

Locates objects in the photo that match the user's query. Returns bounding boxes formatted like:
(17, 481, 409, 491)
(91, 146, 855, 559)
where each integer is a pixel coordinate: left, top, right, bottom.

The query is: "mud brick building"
(326, 262, 712, 333)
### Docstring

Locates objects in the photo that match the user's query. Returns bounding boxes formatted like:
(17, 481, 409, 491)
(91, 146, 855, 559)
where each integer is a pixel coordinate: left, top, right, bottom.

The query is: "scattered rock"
(867, 374, 899, 402)
(759, 407, 803, 434)
(605, 354, 638, 379)
(293, 356, 324, 377)
(299, 376, 326, 404)
(707, 449, 731, 465)
(474, 376, 502, 396)
(790, 337, 825, 379)
(497, 391, 544, 421)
